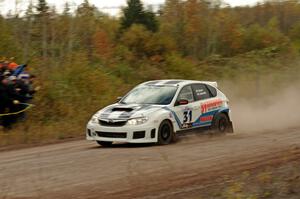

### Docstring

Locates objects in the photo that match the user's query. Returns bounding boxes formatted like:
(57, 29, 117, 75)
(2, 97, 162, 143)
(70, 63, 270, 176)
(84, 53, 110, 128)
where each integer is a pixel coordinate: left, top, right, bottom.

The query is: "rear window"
(206, 84, 217, 97)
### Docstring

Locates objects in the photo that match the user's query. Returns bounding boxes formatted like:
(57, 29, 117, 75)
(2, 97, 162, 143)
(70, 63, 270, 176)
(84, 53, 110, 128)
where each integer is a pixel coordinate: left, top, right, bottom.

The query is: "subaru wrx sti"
(87, 80, 233, 146)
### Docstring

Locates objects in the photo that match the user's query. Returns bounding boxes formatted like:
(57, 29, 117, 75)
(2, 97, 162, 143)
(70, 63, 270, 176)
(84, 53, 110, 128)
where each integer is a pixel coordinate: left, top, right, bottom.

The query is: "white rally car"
(86, 80, 233, 146)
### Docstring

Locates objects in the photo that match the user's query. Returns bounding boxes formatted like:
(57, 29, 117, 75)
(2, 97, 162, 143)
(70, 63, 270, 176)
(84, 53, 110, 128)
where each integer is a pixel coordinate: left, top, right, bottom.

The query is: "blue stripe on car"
(163, 107, 229, 130)
(162, 107, 182, 129)
(193, 108, 230, 127)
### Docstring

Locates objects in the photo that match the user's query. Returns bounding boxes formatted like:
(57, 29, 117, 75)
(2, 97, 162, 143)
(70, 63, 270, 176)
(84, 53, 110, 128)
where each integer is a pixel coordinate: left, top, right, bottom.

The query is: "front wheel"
(96, 141, 113, 147)
(211, 113, 231, 133)
(157, 120, 175, 145)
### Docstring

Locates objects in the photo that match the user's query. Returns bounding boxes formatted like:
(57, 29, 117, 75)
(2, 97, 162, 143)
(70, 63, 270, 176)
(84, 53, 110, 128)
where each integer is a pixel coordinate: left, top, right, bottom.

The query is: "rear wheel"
(211, 113, 230, 133)
(96, 141, 113, 147)
(158, 120, 175, 145)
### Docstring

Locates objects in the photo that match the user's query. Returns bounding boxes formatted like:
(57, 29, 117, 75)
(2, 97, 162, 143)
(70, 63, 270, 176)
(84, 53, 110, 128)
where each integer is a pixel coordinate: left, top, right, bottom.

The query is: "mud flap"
(228, 121, 234, 133)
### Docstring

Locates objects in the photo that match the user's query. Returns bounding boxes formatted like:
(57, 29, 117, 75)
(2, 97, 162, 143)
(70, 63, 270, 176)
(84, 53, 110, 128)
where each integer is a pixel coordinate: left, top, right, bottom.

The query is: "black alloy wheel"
(211, 113, 230, 133)
(158, 120, 174, 145)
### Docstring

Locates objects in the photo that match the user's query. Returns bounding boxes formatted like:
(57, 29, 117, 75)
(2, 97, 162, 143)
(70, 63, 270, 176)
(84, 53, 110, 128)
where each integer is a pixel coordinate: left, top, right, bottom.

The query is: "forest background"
(1, 0, 300, 146)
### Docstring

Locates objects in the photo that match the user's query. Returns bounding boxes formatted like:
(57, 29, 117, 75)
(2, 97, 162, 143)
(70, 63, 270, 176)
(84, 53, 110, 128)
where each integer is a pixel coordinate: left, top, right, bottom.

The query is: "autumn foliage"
(0, 0, 300, 145)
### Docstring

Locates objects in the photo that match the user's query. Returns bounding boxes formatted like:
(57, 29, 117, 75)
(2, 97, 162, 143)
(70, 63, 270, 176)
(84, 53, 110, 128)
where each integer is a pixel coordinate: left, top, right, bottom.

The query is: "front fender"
(148, 108, 178, 132)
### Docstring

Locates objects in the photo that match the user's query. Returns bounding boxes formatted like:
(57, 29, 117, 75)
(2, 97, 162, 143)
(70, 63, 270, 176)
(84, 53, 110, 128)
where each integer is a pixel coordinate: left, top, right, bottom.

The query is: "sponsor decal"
(183, 109, 192, 123)
(200, 115, 213, 122)
(201, 99, 223, 113)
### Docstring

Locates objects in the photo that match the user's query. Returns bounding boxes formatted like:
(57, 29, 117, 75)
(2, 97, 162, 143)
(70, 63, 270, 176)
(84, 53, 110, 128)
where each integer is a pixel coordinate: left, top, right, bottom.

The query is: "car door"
(173, 85, 201, 130)
(192, 84, 220, 126)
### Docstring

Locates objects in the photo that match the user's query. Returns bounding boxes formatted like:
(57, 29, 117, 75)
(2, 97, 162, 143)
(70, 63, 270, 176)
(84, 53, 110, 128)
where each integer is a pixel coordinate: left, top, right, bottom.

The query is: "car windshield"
(120, 85, 178, 105)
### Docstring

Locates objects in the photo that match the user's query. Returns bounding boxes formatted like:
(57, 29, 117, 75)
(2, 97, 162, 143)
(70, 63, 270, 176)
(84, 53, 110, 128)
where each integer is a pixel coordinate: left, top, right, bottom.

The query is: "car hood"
(97, 103, 163, 120)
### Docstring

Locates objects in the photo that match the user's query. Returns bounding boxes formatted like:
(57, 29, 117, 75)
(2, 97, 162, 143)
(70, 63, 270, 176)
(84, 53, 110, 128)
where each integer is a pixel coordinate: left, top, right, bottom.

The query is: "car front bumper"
(86, 121, 158, 143)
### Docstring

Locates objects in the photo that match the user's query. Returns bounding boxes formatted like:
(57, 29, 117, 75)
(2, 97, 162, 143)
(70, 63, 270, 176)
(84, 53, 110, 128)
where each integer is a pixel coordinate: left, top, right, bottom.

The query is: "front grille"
(99, 119, 127, 127)
(133, 131, 145, 139)
(96, 131, 127, 138)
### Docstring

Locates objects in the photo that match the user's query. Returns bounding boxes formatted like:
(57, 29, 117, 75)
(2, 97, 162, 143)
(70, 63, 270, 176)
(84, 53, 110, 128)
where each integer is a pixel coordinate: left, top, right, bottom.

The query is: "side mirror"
(116, 96, 123, 102)
(176, 99, 189, 106)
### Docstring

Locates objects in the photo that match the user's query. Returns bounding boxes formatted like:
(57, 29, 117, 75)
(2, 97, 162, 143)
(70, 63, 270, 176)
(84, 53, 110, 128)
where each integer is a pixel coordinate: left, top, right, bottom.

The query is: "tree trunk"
(42, 15, 47, 62)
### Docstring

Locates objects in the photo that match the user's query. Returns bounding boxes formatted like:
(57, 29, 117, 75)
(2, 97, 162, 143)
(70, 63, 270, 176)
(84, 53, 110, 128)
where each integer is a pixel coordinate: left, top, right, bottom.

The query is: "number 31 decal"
(183, 110, 192, 123)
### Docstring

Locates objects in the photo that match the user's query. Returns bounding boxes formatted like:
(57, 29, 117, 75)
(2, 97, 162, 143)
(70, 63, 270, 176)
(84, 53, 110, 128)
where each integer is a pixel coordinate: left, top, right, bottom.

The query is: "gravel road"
(0, 129, 299, 199)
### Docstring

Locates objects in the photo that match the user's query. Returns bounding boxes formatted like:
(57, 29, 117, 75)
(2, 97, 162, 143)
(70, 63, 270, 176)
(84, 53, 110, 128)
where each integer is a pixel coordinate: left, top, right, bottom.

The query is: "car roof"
(141, 79, 218, 88)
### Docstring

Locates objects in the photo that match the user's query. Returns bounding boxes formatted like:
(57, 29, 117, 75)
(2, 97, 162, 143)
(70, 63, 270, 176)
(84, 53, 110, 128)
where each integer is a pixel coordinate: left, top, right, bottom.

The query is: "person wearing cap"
(8, 57, 19, 71)
(3, 70, 11, 78)
(8, 75, 17, 81)
(15, 75, 34, 100)
(14, 72, 38, 121)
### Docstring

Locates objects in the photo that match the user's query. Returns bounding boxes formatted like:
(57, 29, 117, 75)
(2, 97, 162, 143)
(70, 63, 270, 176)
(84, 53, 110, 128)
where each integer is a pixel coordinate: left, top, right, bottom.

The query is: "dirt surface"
(0, 129, 300, 199)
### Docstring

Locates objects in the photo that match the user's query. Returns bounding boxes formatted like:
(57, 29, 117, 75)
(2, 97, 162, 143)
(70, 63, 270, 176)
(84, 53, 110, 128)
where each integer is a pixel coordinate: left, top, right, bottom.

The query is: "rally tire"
(211, 113, 230, 133)
(157, 120, 174, 145)
(96, 141, 113, 147)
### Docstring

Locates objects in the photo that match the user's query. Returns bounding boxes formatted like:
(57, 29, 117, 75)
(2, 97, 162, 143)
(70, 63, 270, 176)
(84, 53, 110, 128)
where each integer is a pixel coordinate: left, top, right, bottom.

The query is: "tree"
(93, 30, 113, 61)
(22, 1, 34, 62)
(0, 16, 21, 58)
(75, 0, 98, 61)
(121, 24, 152, 58)
(242, 17, 287, 52)
(120, 0, 158, 32)
(36, 0, 49, 14)
(183, 0, 206, 58)
(35, 0, 50, 61)
(143, 10, 158, 32)
(63, 2, 75, 60)
(160, 0, 185, 52)
(216, 10, 244, 56)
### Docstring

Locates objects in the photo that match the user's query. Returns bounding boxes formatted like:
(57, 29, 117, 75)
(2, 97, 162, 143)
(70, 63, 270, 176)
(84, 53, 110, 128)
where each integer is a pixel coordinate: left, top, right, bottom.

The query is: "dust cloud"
(226, 82, 300, 133)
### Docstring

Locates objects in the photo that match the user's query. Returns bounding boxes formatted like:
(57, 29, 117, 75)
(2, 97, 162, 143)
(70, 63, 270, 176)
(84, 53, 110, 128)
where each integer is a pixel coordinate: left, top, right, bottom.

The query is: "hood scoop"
(112, 107, 134, 112)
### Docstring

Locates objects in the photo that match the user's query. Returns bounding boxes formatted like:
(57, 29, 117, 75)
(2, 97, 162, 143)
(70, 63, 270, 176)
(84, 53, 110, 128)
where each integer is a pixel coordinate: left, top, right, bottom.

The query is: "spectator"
(0, 57, 37, 128)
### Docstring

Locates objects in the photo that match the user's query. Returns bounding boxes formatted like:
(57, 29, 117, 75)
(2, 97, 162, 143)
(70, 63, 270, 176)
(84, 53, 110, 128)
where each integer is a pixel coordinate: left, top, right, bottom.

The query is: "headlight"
(90, 116, 98, 124)
(127, 117, 148, 125)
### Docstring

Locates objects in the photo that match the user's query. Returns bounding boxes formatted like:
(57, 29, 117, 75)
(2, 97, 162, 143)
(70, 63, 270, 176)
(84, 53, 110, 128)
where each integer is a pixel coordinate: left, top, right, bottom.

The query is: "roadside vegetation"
(191, 158, 300, 199)
(1, 0, 300, 146)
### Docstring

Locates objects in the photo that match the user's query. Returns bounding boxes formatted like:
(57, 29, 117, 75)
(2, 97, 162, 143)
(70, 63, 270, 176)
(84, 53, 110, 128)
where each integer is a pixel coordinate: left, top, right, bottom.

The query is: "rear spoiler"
(203, 81, 218, 88)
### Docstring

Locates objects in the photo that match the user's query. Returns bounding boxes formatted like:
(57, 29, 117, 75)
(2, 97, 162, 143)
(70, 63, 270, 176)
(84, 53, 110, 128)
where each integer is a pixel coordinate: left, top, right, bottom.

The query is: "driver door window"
(177, 86, 194, 103)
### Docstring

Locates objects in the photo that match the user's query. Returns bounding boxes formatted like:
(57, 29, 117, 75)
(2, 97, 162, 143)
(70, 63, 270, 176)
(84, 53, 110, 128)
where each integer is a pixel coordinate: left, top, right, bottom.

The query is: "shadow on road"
(87, 142, 156, 150)
(87, 130, 229, 150)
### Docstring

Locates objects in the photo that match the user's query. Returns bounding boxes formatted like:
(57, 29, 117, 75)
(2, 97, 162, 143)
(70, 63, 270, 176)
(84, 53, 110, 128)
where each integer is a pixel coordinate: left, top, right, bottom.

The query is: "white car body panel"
(86, 80, 232, 144)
